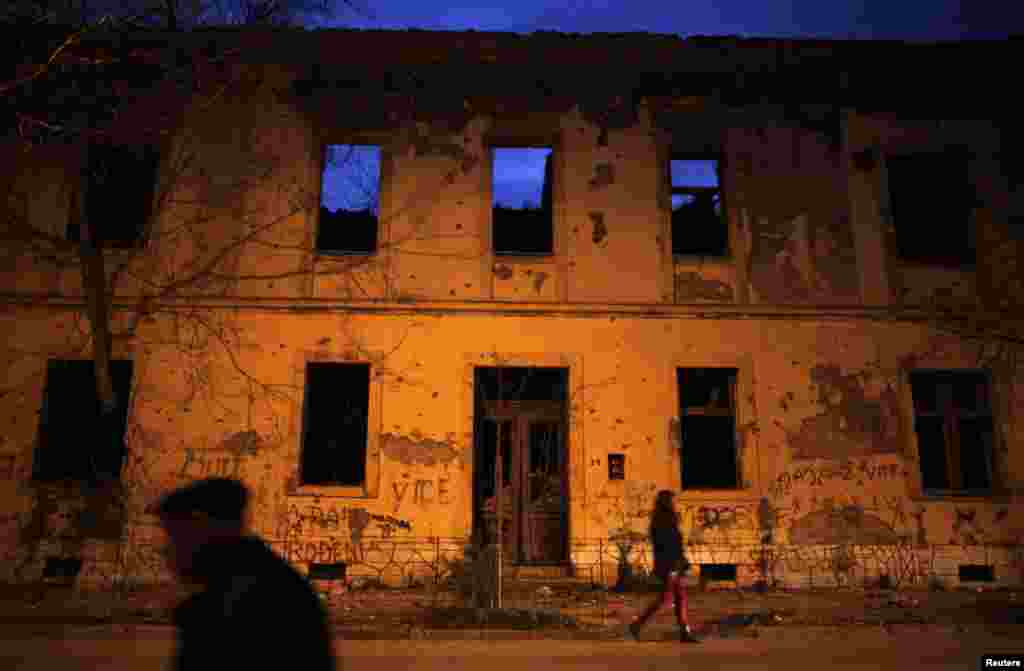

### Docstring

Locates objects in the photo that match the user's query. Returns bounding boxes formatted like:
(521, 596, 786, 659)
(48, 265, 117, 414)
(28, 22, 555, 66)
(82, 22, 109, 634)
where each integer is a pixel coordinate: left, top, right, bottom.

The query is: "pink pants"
(637, 571, 689, 628)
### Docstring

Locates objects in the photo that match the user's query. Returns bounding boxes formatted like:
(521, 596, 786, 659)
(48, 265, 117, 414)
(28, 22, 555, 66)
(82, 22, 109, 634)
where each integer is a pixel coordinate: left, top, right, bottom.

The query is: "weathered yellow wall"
(2, 77, 1023, 590)
(1, 306, 1022, 587)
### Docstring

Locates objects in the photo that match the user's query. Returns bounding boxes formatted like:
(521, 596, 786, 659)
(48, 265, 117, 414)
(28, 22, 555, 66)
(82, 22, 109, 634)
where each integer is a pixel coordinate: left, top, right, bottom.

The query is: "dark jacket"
(650, 513, 689, 579)
(172, 535, 335, 671)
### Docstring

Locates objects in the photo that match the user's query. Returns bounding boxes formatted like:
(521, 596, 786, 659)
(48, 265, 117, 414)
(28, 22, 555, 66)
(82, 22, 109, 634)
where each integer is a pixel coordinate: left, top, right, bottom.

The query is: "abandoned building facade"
(1, 30, 1023, 591)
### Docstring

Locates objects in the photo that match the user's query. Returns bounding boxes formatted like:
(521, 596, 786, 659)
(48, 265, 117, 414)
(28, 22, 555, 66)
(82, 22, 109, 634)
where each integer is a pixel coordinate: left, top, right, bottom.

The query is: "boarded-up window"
(671, 157, 727, 257)
(911, 370, 995, 493)
(68, 144, 158, 248)
(300, 362, 370, 486)
(317, 144, 379, 255)
(33, 359, 134, 482)
(492, 147, 553, 256)
(886, 150, 975, 266)
(677, 367, 739, 489)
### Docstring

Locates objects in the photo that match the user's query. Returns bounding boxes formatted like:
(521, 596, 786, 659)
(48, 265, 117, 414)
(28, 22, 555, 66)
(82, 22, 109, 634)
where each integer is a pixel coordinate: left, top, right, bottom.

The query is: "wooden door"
(479, 400, 567, 564)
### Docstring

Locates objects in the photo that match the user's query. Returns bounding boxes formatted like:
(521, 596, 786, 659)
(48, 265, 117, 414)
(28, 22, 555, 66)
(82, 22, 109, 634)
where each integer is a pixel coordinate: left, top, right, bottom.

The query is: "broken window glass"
(300, 362, 370, 486)
(492, 147, 553, 256)
(317, 144, 380, 255)
(670, 157, 727, 257)
(886, 150, 975, 266)
(677, 368, 739, 489)
(910, 370, 996, 494)
(68, 144, 159, 248)
(33, 359, 134, 482)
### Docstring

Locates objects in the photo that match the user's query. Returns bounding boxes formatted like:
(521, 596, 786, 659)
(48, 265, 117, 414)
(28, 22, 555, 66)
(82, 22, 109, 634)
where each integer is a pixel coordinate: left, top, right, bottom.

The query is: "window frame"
(315, 142, 383, 257)
(882, 147, 977, 268)
(68, 143, 160, 250)
(291, 352, 382, 499)
(32, 358, 134, 483)
(488, 141, 557, 259)
(909, 369, 998, 497)
(676, 366, 742, 491)
(669, 152, 730, 259)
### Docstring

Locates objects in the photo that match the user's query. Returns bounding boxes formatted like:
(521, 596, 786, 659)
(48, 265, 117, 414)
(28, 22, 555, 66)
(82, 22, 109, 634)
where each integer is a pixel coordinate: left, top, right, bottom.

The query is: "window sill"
(673, 254, 733, 263)
(678, 487, 755, 499)
(912, 489, 1021, 503)
(288, 484, 370, 499)
(315, 250, 377, 258)
(493, 253, 556, 263)
(896, 258, 977, 271)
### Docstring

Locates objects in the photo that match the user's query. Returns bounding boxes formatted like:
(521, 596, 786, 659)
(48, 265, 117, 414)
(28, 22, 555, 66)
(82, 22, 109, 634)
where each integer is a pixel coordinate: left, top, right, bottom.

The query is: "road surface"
(1, 625, 1021, 670)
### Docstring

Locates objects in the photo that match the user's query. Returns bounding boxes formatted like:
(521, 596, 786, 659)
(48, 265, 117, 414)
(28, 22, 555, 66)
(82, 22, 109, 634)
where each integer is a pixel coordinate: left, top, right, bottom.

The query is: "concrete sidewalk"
(0, 583, 1021, 641)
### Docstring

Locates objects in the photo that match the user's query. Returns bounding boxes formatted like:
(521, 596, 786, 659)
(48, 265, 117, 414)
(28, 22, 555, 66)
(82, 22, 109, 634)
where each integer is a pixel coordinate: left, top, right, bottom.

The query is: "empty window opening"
(492, 147, 553, 256)
(671, 157, 727, 257)
(474, 366, 567, 402)
(33, 359, 134, 482)
(677, 368, 739, 490)
(700, 563, 738, 582)
(42, 557, 83, 581)
(886, 149, 975, 266)
(911, 371, 995, 494)
(317, 144, 380, 255)
(958, 564, 995, 582)
(308, 562, 347, 581)
(68, 144, 159, 248)
(300, 362, 370, 486)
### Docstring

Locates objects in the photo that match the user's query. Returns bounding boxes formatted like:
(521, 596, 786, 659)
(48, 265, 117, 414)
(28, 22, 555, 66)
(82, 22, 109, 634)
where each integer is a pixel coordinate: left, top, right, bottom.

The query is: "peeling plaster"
(674, 271, 734, 301)
(217, 430, 266, 457)
(590, 212, 608, 247)
(380, 432, 461, 466)
(588, 163, 615, 190)
(747, 212, 859, 304)
(790, 504, 900, 545)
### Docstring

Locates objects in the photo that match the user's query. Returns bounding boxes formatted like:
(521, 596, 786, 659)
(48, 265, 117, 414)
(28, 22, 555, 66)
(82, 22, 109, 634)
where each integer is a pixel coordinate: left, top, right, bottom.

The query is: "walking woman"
(627, 490, 700, 642)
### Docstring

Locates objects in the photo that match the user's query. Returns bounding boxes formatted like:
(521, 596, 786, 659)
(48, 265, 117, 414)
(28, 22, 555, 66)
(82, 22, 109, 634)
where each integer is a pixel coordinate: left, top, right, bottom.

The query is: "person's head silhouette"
(153, 478, 249, 583)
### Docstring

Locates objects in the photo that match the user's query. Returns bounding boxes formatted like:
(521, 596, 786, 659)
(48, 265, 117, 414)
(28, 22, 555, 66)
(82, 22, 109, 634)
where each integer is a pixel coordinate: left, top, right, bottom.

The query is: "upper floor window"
(33, 359, 134, 482)
(68, 144, 159, 248)
(885, 149, 976, 267)
(317, 144, 380, 255)
(677, 367, 740, 489)
(492, 146, 553, 256)
(910, 370, 996, 495)
(671, 156, 727, 257)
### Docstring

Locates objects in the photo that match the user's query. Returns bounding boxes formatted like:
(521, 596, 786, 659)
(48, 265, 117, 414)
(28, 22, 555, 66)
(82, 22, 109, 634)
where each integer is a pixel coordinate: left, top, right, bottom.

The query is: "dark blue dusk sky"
(330, 0, 1020, 40)
(320, 1, 1021, 215)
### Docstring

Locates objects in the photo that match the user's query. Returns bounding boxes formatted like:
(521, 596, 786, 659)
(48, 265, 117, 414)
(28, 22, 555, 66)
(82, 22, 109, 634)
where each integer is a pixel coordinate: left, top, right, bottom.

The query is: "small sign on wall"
(608, 453, 625, 481)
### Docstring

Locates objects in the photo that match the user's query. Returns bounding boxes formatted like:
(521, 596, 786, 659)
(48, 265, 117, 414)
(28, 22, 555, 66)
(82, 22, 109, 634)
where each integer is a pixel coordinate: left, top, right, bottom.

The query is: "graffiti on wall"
(769, 458, 904, 498)
(177, 431, 269, 480)
(679, 503, 758, 545)
(392, 476, 454, 511)
(276, 502, 412, 565)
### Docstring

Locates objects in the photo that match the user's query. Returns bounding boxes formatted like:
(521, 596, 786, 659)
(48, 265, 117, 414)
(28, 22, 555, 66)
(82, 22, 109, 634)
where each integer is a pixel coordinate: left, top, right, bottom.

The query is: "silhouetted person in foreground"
(627, 490, 700, 643)
(155, 478, 336, 671)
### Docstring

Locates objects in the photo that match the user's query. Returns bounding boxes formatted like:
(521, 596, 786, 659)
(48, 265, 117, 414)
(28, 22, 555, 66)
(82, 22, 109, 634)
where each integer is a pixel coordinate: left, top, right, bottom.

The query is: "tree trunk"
(75, 165, 116, 418)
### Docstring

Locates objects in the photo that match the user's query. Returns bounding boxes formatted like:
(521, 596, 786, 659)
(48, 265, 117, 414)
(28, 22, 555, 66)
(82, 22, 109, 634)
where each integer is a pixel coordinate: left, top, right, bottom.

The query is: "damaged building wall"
(1, 40, 1023, 592)
(563, 104, 666, 303)
(728, 125, 861, 305)
(1, 305, 1022, 588)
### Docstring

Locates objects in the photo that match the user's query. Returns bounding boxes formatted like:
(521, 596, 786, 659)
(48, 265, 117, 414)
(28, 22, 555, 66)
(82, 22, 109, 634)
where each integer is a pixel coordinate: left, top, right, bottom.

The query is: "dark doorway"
(473, 367, 568, 565)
